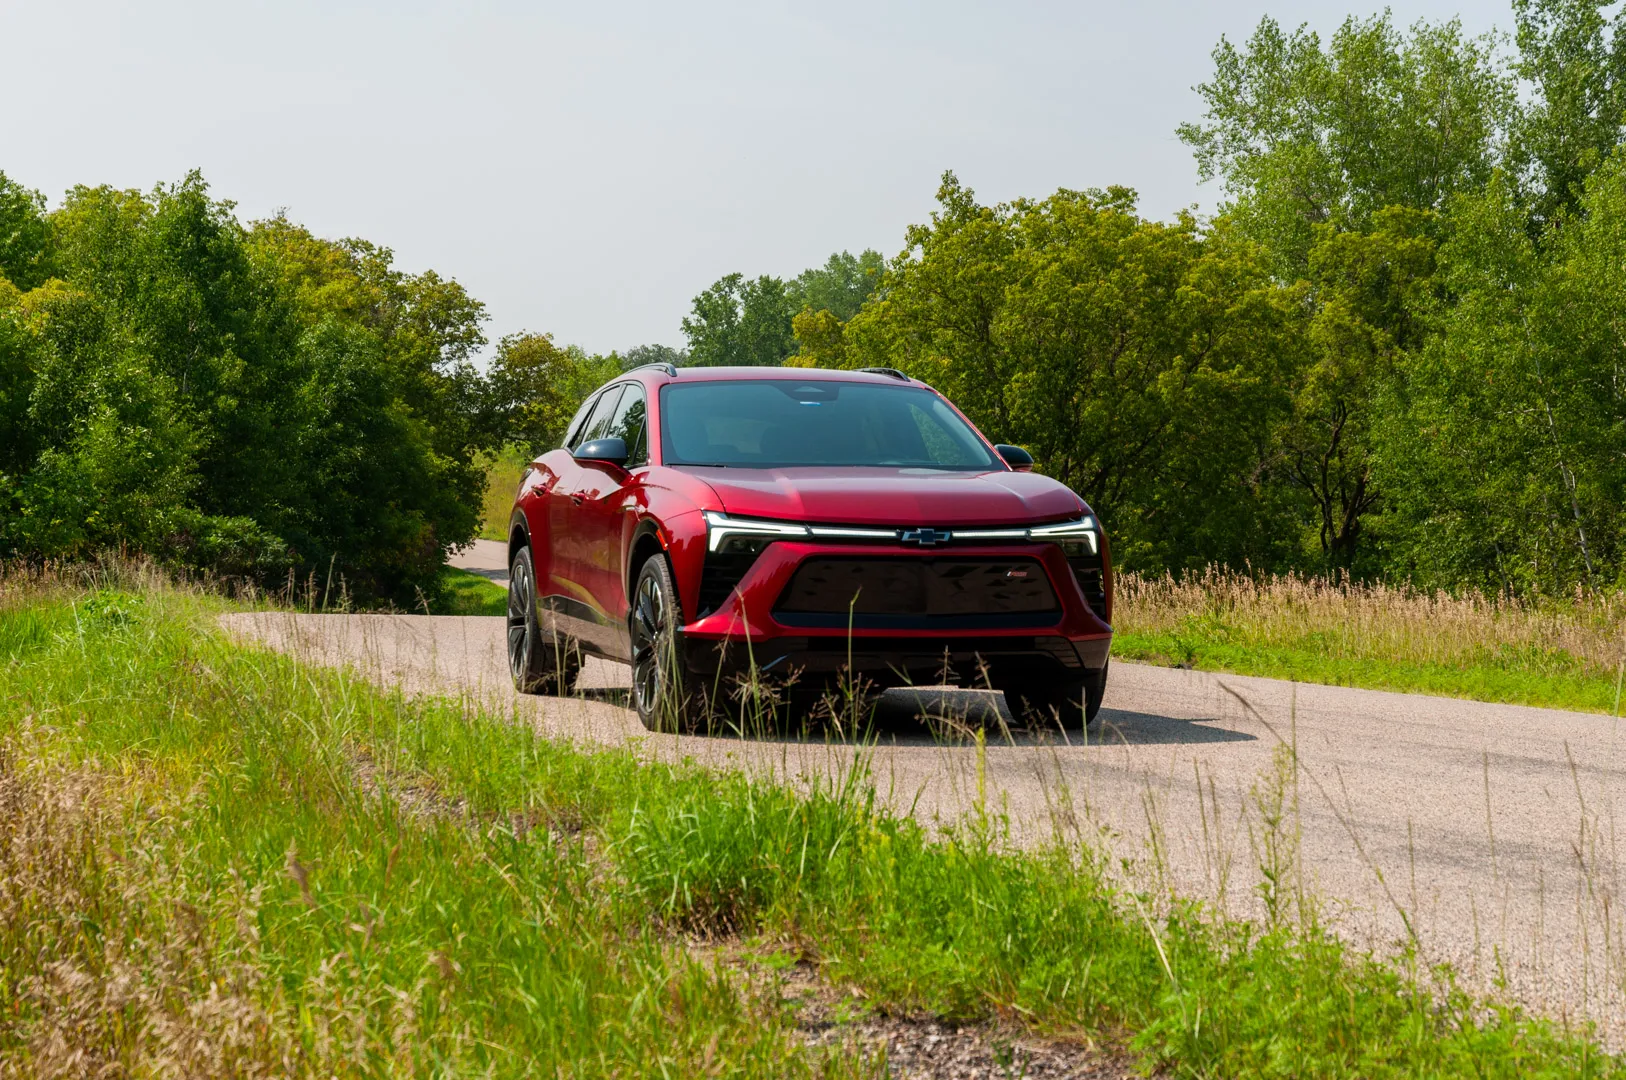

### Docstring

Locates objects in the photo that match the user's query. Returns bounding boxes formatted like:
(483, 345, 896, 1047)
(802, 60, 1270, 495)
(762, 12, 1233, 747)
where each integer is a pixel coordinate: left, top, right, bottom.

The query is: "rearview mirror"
(574, 437, 629, 467)
(995, 444, 1033, 472)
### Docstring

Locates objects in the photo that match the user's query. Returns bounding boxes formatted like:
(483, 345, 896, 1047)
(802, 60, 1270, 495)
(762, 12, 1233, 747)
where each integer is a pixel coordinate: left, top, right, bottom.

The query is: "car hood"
(682, 466, 1085, 526)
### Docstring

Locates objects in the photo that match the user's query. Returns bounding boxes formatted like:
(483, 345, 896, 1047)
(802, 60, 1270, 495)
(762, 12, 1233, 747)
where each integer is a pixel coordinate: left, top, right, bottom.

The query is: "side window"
(604, 384, 648, 466)
(575, 386, 626, 448)
(563, 393, 600, 450)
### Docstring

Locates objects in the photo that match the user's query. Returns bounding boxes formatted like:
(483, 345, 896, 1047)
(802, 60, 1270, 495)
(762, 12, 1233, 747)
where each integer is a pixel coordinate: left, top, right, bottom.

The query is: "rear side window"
(604, 384, 649, 466)
(572, 386, 626, 449)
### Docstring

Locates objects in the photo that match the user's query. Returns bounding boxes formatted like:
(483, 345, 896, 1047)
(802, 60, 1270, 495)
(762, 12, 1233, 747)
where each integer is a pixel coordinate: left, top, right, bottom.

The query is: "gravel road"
(227, 538, 1626, 1045)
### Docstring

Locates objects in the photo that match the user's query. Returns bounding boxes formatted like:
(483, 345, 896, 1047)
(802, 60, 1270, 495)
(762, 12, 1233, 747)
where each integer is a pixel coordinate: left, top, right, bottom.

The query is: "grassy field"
(477, 446, 531, 542)
(434, 566, 507, 617)
(1114, 568, 1626, 714)
(1, 566, 1623, 1076)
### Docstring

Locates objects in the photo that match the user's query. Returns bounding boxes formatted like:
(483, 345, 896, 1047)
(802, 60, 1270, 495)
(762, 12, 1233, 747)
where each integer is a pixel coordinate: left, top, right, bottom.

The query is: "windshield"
(659, 379, 1000, 470)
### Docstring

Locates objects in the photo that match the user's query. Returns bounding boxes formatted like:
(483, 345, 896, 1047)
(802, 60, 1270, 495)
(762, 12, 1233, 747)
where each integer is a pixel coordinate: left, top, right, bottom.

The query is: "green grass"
(431, 565, 507, 617)
(1114, 628, 1626, 713)
(477, 446, 530, 542)
(1115, 571, 1626, 715)
(2, 570, 1624, 1077)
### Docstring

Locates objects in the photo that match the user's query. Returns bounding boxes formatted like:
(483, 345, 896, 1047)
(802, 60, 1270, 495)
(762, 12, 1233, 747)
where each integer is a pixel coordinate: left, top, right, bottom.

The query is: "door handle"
(570, 494, 584, 506)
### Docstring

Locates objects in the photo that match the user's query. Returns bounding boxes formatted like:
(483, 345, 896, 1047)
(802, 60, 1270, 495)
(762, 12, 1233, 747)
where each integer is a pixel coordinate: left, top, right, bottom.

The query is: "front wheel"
(629, 554, 701, 732)
(1001, 662, 1108, 733)
(508, 547, 581, 694)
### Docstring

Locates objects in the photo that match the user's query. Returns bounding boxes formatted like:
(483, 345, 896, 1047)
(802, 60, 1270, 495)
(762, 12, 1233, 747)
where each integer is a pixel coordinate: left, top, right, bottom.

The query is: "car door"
(570, 382, 649, 659)
(544, 385, 626, 651)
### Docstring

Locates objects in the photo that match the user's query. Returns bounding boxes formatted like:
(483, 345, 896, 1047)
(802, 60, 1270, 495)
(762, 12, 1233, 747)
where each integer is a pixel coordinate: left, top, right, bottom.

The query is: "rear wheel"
(508, 547, 581, 694)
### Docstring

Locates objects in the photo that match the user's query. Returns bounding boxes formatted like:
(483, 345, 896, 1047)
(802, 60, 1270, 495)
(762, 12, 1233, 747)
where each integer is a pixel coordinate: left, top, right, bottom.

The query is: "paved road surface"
(229, 541, 1626, 1045)
(447, 538, 510, 588)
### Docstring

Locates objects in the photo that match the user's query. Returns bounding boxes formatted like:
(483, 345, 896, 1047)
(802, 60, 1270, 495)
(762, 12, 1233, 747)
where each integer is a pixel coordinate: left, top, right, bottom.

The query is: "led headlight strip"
(1025, 515, 1100, 553)
(703, 511, 1098, 552)
(703, 510, 811, 551)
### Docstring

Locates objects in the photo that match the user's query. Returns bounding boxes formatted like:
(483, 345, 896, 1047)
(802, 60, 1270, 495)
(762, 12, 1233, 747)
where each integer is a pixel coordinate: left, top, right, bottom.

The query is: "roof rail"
(628, 362, 678, 376)
(858, 366, 910, 381)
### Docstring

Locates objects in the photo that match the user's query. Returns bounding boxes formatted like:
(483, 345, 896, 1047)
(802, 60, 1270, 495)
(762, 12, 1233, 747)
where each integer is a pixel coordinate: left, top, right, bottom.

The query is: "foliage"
(484, 331, 619, 455)
(1177, 13, 1512, 277)
(1509, 0, 1626, 227)
(682, 250, 884, 367)
(618, 341, 687, 370)
(0, 173, 495, 604)
(807, 176, 1304, 573)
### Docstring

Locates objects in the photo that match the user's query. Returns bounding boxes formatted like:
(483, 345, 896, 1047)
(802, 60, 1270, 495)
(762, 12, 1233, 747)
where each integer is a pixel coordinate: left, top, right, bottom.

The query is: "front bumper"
(677, 540, 1111, 687)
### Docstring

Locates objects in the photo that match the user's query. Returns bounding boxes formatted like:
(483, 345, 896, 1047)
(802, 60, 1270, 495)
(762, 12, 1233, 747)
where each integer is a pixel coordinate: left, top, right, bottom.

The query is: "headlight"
(702, 510, 1098, 552)
(704, 511, 810, 553)
(1026, 515, 1100, 554)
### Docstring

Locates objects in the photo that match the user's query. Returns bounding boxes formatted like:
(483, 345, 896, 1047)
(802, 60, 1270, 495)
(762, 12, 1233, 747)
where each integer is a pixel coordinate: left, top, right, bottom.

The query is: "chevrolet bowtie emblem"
(900, 527, 950, 546)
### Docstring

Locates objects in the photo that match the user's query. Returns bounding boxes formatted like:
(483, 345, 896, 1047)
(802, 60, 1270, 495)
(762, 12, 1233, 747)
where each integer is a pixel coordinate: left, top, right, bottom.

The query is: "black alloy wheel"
(507, 547, 580, 694)
(629, 555, 695, 732)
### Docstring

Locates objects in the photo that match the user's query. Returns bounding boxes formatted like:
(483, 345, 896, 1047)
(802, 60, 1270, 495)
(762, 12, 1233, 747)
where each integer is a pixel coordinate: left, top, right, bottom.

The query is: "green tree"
(834, 174, 1303, 572)
(1509, 0, 1626, 227)
(680, 272, 796, 366)
(487, 332, 620, 452)
(1379, 157, 1626, 594)
(620, 342, 686, 371)
(1279, 209, 1437, 565)
(786, 249, 884, 321)
(0, 172, 50, 290)
(1179, 14, 1511, 277)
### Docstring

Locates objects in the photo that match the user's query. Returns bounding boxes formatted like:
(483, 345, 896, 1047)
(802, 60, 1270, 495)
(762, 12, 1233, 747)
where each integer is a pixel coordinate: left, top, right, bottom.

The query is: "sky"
(2, 0, 1511, 357)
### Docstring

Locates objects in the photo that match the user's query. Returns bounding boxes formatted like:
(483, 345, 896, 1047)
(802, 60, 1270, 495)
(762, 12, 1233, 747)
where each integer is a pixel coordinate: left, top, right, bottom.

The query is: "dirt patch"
(699, 940, 1149, 1080)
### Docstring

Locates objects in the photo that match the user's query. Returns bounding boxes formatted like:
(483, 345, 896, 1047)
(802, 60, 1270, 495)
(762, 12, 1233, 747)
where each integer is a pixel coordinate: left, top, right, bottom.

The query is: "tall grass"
(3, 566, 1625, 1076)
(1114, 568, 1626, 712)
(477, 446, 531, 542)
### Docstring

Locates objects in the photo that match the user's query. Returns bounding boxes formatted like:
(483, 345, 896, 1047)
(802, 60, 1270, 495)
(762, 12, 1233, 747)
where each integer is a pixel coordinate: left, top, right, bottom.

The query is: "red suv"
(505, 365, 1112, 731)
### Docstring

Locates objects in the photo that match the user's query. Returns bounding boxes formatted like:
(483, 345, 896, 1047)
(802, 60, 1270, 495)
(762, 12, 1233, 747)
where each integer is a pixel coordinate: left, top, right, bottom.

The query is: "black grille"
(1067, 549, 1108, 620)
(775, 557, 1060, 630)
(696, 550, 762, 617)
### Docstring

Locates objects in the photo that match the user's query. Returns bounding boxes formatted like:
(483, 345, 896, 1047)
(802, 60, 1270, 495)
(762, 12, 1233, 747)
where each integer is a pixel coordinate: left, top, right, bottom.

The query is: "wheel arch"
(625, 519, 669, 611)
(508, 509, 531, 569)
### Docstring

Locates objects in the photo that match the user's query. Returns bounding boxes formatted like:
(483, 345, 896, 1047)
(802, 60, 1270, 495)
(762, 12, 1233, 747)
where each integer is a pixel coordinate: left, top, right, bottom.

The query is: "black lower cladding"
(680, 633, 1101, 686)
(775, 556, 1060, 630)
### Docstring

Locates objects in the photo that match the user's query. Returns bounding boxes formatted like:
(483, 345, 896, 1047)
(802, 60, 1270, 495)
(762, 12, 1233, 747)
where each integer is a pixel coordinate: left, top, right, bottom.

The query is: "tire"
(629, 553, 703, 732)
(507, 547, 582, 694)
(1001, 662, 1108, 733)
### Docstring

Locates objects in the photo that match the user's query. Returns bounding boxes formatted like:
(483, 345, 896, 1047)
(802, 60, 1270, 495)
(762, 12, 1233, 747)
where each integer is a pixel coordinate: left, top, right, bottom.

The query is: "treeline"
(681, 1, 1626, 595)
(7, 0, 1624, 601)
(0, 173, 637, 603)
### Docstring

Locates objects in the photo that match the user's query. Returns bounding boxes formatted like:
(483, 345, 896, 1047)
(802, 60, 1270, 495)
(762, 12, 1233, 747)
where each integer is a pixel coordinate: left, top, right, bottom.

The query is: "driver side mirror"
(995, 444, 1033, 472)
(574, 437, 629, 468)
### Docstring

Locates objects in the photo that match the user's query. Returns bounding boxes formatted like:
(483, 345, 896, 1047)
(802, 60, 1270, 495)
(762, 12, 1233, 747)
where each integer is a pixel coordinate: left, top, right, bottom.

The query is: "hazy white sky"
(2, 0, 1508, 355)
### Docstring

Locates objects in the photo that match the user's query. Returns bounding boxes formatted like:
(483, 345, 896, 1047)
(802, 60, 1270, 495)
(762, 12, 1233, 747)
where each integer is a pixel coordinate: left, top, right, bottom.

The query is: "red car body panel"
(509, 366, 1113, 685)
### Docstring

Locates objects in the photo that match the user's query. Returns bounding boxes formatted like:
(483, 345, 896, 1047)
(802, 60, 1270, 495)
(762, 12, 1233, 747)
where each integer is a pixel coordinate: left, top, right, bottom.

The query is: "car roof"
(641, 365, 924, 387)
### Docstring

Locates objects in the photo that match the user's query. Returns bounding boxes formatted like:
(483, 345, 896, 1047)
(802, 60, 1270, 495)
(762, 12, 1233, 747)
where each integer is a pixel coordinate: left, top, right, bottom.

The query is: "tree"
(486, 332, 620, 452)
(786, 250, 884, 322)
(0, 172, 51, 290)
(832, 173, 1303, 572)
(620, 342, 687, 371)
(680, 273, 797, 366)
(1509, 0, 1626, 227)
(1179, 14, 1511, 277)
(1278, 209, 1437, 565)
(0, 170, 494, 603)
